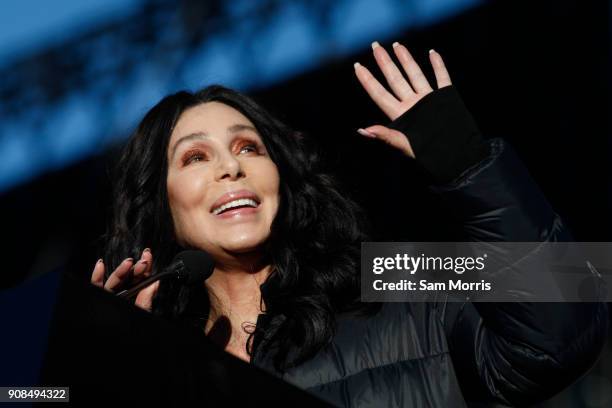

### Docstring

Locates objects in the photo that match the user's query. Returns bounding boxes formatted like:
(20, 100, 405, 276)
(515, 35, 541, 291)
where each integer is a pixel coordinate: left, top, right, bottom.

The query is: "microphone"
(116, 250, 215, 300)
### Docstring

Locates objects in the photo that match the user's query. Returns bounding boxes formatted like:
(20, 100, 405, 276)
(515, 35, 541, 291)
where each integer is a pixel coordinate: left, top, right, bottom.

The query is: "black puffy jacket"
(250, 87, 609, 407)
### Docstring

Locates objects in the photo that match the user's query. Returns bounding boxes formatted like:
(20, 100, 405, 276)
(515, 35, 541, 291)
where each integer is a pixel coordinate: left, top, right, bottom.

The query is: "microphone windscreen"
(174, 250, 215, 285)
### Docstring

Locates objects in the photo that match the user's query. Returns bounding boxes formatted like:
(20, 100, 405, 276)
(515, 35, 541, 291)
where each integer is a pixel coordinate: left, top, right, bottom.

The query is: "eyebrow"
(170, 124, 258, 161)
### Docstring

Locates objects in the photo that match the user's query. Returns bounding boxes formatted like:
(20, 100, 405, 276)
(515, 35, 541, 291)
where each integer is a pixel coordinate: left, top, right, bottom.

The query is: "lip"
(210, 189, 261, 214)
(215, 206, 259, 219)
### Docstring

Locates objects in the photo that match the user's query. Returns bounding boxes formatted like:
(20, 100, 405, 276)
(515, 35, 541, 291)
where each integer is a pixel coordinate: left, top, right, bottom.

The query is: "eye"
(182, 150, 207, 165)
(239, 143, 258, 154)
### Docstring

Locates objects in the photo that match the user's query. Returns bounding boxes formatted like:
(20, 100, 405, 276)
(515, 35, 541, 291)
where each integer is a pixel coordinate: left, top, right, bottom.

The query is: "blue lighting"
(0, 0, 482, 193)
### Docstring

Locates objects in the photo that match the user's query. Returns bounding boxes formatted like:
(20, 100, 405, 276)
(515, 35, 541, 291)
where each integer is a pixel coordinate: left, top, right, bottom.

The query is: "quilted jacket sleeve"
(388, 87, 609, 406)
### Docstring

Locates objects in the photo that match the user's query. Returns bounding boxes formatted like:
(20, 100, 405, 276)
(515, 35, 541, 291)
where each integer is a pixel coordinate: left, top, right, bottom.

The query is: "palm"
(353, 41, 453, 158)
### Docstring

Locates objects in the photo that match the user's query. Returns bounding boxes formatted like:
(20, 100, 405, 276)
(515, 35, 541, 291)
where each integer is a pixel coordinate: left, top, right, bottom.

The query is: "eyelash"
(182, 143, 260, 165)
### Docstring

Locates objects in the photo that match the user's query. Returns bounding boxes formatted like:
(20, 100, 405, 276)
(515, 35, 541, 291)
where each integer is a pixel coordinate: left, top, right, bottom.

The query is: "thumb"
(134, 280, 160, 312)
(357, 125, 415, 158)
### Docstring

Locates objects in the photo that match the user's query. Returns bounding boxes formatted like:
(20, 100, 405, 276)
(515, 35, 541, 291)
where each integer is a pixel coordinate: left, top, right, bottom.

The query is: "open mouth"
(211, 198, 260, 215)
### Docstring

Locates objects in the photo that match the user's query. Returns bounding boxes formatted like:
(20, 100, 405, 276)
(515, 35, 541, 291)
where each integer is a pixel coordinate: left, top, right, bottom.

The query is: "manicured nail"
(353, 62, 361, 69)
(429, 49, 435, 54)
(357, 128, 376, 138)
(392, 42, 400, 48)
(96, 258, 103, 264)
(371, 41, 380, 50)
(143, 248, 151, 253)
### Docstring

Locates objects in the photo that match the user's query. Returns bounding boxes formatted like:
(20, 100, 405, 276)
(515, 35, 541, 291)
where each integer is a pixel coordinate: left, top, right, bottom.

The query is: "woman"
(90, 41, 608, 407)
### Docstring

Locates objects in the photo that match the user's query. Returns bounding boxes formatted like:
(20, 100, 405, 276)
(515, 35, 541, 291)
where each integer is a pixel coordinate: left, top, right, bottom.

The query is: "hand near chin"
(353, 41, 453, 159)
(90, 248, 159, 311)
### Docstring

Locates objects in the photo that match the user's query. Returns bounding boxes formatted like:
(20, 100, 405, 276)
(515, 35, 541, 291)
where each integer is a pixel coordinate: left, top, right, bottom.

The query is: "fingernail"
(96, 258, 103, 264)
(143, 248, 151, 253)
(138, 259, 149, 265)
(357, 128, 376, 138)
(124, 257, 134, 263)
(392, 42, 400, 48)
(353, 62, 361, 69)
(371, 41, 380, 50)
(429, 49, 435, 54)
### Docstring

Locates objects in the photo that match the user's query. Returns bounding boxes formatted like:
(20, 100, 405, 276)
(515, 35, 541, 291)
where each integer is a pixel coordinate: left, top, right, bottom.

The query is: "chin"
(220, 235, 268, 254)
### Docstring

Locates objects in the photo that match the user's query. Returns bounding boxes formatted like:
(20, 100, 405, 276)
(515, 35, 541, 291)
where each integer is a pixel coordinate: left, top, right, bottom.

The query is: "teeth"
(212, 198, 258, 215)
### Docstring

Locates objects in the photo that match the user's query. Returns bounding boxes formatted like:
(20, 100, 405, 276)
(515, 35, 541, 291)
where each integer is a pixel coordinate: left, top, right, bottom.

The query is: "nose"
(214, 151, 244, 181)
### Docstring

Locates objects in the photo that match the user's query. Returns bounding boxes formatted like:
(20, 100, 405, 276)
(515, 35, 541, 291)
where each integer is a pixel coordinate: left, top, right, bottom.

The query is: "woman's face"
(166, 101, 280, 262)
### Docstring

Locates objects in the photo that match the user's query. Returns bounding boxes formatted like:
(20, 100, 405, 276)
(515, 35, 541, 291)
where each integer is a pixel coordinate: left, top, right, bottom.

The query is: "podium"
(39, 272, 330, 406)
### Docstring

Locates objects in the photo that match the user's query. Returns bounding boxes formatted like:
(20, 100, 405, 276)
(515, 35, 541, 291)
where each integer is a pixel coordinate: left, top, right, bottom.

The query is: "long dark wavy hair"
(101, 84, 382, 372)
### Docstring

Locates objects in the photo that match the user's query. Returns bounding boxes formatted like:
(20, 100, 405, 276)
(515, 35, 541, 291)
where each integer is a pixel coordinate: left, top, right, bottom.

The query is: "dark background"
(1, 0, 610, 406)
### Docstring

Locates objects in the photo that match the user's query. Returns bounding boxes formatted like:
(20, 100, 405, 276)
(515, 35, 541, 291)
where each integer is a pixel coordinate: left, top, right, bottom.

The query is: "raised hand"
(353, 41, 452, 158)
(90, 248, 159, 311)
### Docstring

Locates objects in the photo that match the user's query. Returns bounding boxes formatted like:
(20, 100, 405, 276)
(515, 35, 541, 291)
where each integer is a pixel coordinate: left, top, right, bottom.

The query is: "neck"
(203, 252, 272, 359)
(205, 251, 271, 328)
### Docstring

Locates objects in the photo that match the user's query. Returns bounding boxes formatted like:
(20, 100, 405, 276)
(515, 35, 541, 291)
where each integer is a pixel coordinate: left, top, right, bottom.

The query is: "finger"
(392, 42, 433, 94)
(429, 49, 452, 88)
(132, 247, 153, 280)
(104, 258, 134, 292)
(135, 280, 160, 312)
(132, 259, 150, 280)
(371, 41, 414, 100)
(354, 62, 401, 119)
(141, 248, 153, 277)
(360, 125, 415, 158)
(91, 259, 105, 288)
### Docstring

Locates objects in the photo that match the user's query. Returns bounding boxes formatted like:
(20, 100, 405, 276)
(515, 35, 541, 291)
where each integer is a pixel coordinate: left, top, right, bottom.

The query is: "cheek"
(264, 168, 281, 224)
(167, 174, 210, 230)
(168, 172, 209, 206)
(257, 161, 281, 203)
